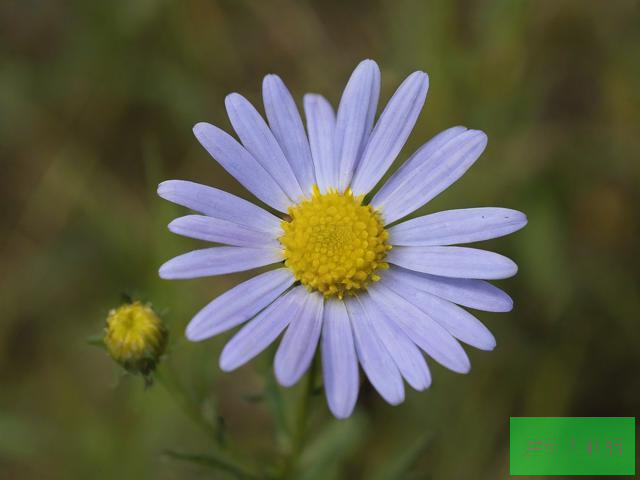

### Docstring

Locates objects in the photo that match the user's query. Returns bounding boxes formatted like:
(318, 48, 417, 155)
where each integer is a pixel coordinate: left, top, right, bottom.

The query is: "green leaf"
(86, 334, 105, 348)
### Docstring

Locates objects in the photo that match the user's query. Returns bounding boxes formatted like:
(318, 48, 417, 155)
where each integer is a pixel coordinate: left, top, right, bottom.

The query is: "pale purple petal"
(168, 215, 280, 248)
(263, 75, 316, 195)
(185, 268, 295, 341)
(225, 93, 303, 202)
(389, 208, 527, 246)
(350, 71, 429, 196)
(219, 286, 307, 371)
(386, 266, 513, 312)
(368, 282, 471, 373)
(193, 122, 291, 212)
(387, 246, 518, 280)
(334, 60, 381, 191)
(159, 246, 283, 279)
(373, 126, 466, 210)
(158, 180, 282, 234)
(360, 293, 431, 391)
(275, 292, 324, 387)
(372, 128, 487, 224)
(304, 94, 337, 193)
(383, 273, 496, 351)
(321, 299, 359, 419)
(345, 296, 404, 405)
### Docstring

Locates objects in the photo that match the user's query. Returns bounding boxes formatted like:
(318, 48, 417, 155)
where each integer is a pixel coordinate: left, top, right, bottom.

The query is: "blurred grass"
(1, 0, 639, 478)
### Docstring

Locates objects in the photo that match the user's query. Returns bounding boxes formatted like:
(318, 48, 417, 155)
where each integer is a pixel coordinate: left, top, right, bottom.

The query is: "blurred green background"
(1, 0, 639, 478)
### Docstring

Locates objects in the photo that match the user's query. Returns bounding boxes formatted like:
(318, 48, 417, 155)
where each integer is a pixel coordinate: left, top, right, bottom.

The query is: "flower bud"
(104, 301, 168, 379)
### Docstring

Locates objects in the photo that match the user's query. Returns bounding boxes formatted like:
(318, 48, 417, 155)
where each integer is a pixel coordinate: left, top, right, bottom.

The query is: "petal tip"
(459, 362, 472, 374)
(329, 404, 355, 420)
(158, 263, 173, 279)
(411, 70, 429, 83)
(502, 297, 515, 312)
(263, 73, 282, 85)
(218, 351, 235, 372)
(166, 217, 181, 233)
(185, 323, 206, 342)
(157, 180, 171, 197)
(360, 58, 378, 68)
(193, 121, 210, 133)
(224, 92, 243, 106)
(486, 292, 513, 313)
(274, 368, 297, 388)
(386, 393, 405, 406)
(470, 129, 488, 147)
(193, 122, 214, 140)
(303, 92, 320, 103)
(354, 59, 380, 78)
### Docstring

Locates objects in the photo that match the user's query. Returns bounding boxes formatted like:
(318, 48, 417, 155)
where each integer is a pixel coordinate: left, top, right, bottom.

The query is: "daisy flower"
(158, 59, 526, 419)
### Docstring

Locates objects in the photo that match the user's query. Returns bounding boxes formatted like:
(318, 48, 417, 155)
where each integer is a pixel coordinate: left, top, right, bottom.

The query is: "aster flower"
(158, 59, 526, 419)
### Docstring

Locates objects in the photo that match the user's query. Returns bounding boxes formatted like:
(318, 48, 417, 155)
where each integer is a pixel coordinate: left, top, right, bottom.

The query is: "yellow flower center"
(279, 186, 390, 298)
(104, 302, 167, 366)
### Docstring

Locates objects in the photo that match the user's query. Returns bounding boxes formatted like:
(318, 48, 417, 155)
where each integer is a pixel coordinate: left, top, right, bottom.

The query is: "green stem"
(155, 367, 220, 444)
(281, 356, 318, 479)
(155, 368, 258, 479)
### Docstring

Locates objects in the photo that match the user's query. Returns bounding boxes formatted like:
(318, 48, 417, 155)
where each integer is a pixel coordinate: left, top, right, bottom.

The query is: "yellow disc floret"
(279, 186, 391, 298)
(104, 301, 168, 377)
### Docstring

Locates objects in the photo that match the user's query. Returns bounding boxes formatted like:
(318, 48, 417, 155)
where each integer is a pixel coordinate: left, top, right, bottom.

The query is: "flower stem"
(155, 367, 259, 479)
(281, 355, 318, 478)
(155, 367, 220, 445)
